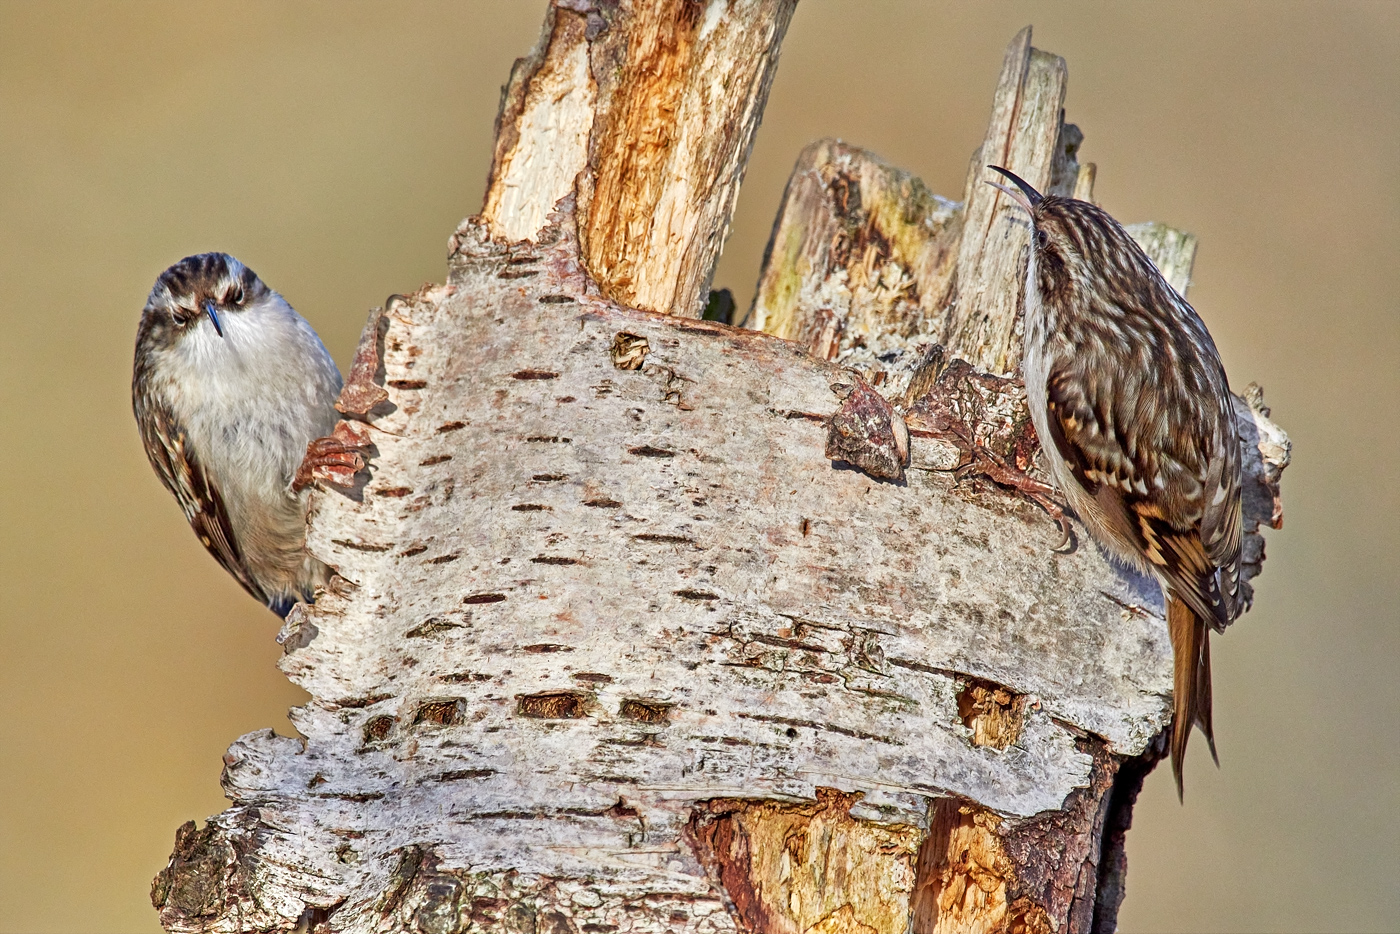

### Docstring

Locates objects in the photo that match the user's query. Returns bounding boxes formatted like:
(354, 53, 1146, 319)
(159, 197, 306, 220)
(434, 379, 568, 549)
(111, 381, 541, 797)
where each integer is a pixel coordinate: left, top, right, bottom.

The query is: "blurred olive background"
(2, 2, 1396, 931)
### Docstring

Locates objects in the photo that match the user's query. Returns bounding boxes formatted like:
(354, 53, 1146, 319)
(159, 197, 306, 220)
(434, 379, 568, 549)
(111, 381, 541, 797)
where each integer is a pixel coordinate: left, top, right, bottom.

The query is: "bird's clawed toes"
(1050, 514, 1077, 553)
(293, 421, 373, 493)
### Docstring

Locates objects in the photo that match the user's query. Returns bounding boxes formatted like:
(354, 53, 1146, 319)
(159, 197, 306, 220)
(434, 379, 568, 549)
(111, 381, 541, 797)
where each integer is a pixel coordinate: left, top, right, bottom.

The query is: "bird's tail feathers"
(1168, 594, 1217, 800)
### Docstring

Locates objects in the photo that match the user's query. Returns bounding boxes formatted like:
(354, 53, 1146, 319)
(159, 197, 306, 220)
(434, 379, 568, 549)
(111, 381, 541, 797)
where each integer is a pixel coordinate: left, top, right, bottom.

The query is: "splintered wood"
(154, 15, 1287, 934)
(483, 0, 796, 319)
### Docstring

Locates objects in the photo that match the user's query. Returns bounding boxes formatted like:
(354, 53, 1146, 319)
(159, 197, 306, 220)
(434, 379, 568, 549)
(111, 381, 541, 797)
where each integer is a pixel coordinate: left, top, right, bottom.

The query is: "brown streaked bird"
(986, 166, 1243, 798)
(133, 253, 365, 617)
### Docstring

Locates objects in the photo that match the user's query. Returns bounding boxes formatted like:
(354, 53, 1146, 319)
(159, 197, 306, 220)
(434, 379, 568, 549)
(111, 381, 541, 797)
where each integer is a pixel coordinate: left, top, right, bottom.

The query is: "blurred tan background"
(1, 2, 1395, 931)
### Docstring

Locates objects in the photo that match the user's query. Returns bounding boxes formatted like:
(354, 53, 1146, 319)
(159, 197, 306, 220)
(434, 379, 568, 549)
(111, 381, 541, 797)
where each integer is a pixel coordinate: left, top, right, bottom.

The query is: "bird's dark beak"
(985, 165, 1043, 215)
(204, 300, 225, 338)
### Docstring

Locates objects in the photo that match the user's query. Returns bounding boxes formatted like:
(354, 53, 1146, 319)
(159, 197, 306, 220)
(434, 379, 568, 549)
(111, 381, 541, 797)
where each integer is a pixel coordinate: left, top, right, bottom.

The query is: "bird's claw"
(292, 421, 373, 493)
(960, 444, 1075, 552)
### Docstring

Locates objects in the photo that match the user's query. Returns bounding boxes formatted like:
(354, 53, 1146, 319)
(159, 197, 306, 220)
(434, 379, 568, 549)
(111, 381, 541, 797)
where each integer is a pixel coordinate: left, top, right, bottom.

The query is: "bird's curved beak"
(984, 165, 1042, 215)
(204, 299, 225, 338)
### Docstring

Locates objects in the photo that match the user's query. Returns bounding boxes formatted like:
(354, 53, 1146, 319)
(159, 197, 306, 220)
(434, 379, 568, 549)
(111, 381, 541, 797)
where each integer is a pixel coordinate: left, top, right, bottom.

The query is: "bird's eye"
(1036, 229, 1048, 249)
(226, 285, 246, 305)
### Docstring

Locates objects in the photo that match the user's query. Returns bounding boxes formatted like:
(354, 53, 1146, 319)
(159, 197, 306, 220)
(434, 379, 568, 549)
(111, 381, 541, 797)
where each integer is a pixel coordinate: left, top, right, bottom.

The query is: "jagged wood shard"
(483, 0, 796, 319)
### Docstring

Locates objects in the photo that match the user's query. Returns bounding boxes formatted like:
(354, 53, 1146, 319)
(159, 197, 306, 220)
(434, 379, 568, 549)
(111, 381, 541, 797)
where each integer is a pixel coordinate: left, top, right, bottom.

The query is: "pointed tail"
(1167, 595, 1217, 800)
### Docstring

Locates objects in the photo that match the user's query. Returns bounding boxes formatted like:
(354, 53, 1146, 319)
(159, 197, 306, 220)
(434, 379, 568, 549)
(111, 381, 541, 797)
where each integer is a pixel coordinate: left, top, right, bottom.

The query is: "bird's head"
(984, 165, 1130, 305)
(141, 252, 269, 345)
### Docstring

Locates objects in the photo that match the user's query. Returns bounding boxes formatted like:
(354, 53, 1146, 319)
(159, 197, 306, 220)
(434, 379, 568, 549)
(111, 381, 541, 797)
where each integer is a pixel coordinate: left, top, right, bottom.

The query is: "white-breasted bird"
(132, 252, 363, 617)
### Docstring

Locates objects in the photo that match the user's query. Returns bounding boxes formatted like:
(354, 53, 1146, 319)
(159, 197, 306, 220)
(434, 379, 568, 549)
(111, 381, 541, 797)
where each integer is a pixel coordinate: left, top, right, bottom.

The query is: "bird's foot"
(292, 421, 372, 493)
(958, 445, 1076, 552)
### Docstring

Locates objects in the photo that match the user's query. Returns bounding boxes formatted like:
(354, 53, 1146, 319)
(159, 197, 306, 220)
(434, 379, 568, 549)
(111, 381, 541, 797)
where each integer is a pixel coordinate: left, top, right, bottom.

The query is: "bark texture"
(154, 16, 1288, 934)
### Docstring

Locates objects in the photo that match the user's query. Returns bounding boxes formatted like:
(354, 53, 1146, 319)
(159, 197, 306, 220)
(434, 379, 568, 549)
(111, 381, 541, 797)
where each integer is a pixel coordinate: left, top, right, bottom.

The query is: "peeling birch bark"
(153, 15, 1288, 934)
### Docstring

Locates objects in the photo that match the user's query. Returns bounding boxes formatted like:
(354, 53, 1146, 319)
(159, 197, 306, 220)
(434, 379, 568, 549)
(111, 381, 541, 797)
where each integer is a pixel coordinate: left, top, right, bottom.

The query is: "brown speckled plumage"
(989, 167, 1243, 798)
(133, 253, 346, 617)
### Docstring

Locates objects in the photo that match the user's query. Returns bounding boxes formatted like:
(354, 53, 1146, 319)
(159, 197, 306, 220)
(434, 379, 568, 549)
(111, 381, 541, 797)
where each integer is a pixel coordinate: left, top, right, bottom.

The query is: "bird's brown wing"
(1046, 356, 1239, 796)
(134, 393, 268, 606)
(1044, 362, 1240, 632)
(1198, 394, 1244, 629)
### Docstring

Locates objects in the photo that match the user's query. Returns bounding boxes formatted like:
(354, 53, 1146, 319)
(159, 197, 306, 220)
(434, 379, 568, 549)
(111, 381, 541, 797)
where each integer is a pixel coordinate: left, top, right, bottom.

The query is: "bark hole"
(956, 679, 1028, 749)
(517, 691, 589, 720)
(610, 332, 650, 369)
(362, 716, 394, 745)
(686, 787, 922, 934)
(618, 699, 672, 724)
(413, 700, 464, 728)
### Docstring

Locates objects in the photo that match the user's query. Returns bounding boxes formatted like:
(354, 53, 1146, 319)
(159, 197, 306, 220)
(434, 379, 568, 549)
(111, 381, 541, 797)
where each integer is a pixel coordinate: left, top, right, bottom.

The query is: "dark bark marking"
(432, 769, 497, 782)
(736, 712, 900, 745)
(463, 593, 508, 605)
(332, 693, 395, 709)
(332, 539, 393, 553)
(363, 716, 394, 744)
(628, 444, 675, 458)
(406, 617, 465, 638)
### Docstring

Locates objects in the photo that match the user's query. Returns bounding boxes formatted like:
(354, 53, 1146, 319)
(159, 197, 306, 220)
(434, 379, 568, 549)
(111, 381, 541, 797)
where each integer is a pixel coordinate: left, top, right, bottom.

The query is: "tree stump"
(152, 12, 1288, 934)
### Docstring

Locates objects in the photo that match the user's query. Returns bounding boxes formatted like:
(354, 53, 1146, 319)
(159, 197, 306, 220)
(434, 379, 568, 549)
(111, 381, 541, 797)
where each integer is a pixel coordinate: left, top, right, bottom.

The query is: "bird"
(985, 166, 1243, 798)
(132, 252, 365, 617)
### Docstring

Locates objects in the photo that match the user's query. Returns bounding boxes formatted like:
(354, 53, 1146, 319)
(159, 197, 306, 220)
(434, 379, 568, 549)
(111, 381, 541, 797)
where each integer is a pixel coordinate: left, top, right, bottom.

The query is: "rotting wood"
(687, 787, 922, 934)
(153, 13, 1288, 934)
(483, 0, 796, 319)
(746, 138, 965, 370)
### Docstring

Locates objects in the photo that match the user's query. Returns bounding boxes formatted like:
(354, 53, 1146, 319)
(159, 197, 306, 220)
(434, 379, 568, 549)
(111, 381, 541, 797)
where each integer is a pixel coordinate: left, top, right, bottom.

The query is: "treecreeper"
(133, 252, 369, 617)
(989, 166, 1242, 797)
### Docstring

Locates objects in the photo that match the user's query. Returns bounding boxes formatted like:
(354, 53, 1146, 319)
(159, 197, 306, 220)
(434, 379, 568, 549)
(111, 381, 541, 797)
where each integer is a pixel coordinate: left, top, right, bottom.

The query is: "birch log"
(152, 15, 1288, 934)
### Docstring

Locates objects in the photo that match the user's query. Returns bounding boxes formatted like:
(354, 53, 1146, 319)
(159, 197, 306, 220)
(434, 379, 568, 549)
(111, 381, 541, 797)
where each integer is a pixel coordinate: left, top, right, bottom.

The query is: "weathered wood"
(152, 13, 1289, 934)
(747, 30, 1199, 394)
(942, 26, 1068, 376)
(483, 0, 796, 319)
(746, 138, 963, 377)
